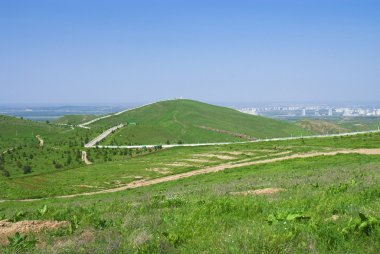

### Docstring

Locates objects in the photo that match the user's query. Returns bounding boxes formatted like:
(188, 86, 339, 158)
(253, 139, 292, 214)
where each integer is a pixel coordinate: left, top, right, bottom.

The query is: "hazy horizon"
(1, 1, 379, 104)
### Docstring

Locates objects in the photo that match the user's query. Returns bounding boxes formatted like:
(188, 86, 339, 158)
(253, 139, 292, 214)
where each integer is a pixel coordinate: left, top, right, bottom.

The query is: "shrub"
(22, 165, 32, 174)
(2, 170, 10, 177)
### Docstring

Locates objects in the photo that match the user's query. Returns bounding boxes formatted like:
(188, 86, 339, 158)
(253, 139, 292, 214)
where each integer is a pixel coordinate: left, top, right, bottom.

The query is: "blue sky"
(1, 0, 379, 104)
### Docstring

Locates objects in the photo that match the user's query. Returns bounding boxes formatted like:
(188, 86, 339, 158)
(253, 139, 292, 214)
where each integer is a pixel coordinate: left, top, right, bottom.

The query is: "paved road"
(94, 129, 380, 149)
(84, 124, 124, 148)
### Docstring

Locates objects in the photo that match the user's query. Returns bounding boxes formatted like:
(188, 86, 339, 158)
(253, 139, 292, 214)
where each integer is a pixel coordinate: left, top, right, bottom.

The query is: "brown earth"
(230, 188, 285, 196)
(197, 125, 256, 141)
(0, 220, 69, 245)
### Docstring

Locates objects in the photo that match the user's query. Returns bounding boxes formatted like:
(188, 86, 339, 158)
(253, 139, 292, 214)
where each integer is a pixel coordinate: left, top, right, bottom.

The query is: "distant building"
(328, 108, 333, 116)
(302, 109, 306, 116)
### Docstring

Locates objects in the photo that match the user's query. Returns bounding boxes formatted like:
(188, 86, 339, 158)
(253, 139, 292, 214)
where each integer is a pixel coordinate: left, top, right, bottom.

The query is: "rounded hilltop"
(86, 99, 311, 146)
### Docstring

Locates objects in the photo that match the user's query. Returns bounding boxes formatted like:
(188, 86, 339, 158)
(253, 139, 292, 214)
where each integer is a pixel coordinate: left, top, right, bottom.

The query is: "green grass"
(1, 132, 380, 200)
(53, 114, 98, 125)
(0, 153, 379, 253)
(88, 99, 312, 145)
(0, 115, 141, 179)
(1, 111, 380, 253)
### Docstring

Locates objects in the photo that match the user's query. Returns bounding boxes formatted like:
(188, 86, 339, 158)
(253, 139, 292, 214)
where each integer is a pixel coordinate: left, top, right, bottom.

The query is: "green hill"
(0, 115, 95, 177)
(54, 114, 98, 125)
(0, 115, 62, 148)
(88, 99, 312, 145)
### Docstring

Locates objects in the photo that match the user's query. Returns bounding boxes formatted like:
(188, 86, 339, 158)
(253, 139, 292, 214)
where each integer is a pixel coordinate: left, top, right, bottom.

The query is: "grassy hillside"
(1, 106, 380, 253)
(1, 132, 379, 199)
(88, 99, 312, 145)
(296, 119, 348, 134)
(1, 134, 380, 253)
(295, 118, 380, 135)
(53, 114, 98, 125)
(0, 115, 120, 178)
(0, 115, 66, 149)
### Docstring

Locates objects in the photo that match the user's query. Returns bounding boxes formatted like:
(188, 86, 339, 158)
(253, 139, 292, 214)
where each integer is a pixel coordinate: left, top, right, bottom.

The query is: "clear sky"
(1, 0, 379, 105)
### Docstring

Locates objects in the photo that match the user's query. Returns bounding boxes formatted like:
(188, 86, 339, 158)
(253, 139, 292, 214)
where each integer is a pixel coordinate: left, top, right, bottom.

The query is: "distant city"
(2, 103, 380, 122)
(239, 105, 380, 118)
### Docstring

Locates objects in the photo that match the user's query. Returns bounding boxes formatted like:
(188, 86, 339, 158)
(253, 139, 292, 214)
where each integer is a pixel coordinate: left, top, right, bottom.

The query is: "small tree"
(2, 169, 10, 177)
(22, 165, 32, 174)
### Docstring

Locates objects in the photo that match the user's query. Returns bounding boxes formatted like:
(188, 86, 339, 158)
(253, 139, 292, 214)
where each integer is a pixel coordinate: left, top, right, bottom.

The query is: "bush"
(54, 163, 63, 169)
(2, 170, 10, 177)
(22, 165, 32, 174)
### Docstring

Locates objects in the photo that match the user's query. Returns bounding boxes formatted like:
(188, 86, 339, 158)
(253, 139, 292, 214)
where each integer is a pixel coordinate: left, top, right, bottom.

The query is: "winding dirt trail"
(36, 135, 44, 147)
(81, 151, 92, 165)
(2, 148, 380, 203)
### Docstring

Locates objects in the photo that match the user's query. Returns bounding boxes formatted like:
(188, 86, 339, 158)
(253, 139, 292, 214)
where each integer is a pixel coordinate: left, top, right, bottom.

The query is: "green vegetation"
(53, 114, 98, 125)
(1, 151, 379, 253)
(1, 102, 380, 253)
(296, 119, 347, 134)
(88, 99, 312, 145)
(295, 117, 380, 135)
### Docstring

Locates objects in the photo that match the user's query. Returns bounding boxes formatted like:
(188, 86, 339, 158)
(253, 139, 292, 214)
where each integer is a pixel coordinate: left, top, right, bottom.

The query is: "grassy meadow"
(1, 109, 380, 253)
(0, 152, 379, 253)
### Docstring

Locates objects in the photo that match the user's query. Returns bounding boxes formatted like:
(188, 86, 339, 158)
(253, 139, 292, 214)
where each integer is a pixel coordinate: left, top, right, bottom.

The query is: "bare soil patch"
(81, 151, 92, 165)
(221, 151, 255, 156)
(74, 185, 98, 189)
(165, 162, 191, 167)
(0, 220, 69, 245)
(197, 125, 256, 141)
(183, 158, 210, 163)
(146, 168, 171, 174)
(36, 135, 44, 147)
(230, 188, 285, 196)
(194, 153, 236, 160)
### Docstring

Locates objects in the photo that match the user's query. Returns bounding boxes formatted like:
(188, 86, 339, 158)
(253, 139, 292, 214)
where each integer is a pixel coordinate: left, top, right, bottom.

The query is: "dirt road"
(36, 135, 44, 147)
(2, 148, 380, 202)
(81, 151, 92, 165)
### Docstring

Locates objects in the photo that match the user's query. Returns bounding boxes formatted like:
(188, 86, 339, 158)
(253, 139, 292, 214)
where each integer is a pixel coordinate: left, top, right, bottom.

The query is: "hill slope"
(88, 99, 312, 145)
(54, 114, 98, 125)
(0, 115, 97, 177)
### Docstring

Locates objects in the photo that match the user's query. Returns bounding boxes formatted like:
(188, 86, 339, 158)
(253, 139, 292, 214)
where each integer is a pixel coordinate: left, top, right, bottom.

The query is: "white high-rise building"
(328, 108, 333, 116)
(302, 109, 306, 116)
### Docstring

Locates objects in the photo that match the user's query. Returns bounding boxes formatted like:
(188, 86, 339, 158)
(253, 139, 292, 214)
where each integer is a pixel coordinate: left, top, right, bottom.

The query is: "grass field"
(1, 107, 380, 253)
(87, 99, 312, 145)
(53, 115, 98, 125)
(1, 149, 379, 253)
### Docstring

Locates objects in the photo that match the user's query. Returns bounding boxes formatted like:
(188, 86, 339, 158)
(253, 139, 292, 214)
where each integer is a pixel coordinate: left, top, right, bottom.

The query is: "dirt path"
(81, 151, 92, 165)
(36, 135, 44, 147)
(2, 148, 380, 202)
